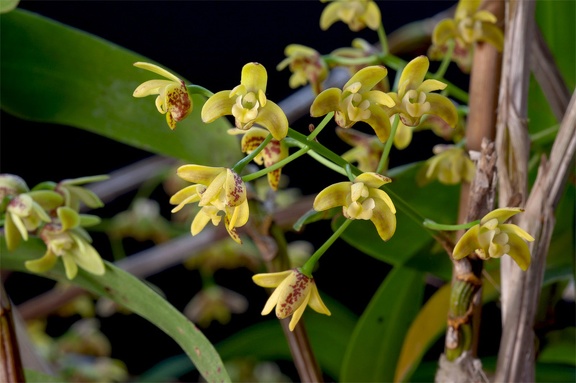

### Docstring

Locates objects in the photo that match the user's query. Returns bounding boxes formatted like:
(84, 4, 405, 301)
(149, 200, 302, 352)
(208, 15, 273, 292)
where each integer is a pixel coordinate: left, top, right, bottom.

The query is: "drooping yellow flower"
(252, 269, 331, 331)
(385, 56, 458, 128)
(416, 145, 475, 186)
(311, 66, 395, 142)
(336, 127, 383, 172)
(453, 208, 534, 271)
(320, 0, 381, 32)
(202, 63, 288, 141)
(27, 207, 105, 280)
(313, 172, 396, 241)
(228, 127, 288, 191)
(277, 44, 328, 95)
(133, 62, 193, 130)
(4, 191, 63, 250)
(170, 165, 249, 243)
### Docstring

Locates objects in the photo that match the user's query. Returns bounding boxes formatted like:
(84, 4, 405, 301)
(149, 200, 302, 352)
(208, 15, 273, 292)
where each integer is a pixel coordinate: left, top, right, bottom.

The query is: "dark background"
(2, 1, 463, 381)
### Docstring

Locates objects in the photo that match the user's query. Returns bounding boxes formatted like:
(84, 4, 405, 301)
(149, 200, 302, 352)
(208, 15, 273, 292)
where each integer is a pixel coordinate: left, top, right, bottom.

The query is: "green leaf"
(538, 327, 576, 366)
(338, 162, 457, 280)
(0, 9, 240, 165)
(340, 266, 425, 382)
(1, 236, 231, 383)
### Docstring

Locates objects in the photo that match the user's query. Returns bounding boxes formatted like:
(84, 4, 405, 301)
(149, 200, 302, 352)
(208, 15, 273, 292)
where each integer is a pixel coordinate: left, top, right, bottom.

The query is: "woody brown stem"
(1, 283, 25, 383)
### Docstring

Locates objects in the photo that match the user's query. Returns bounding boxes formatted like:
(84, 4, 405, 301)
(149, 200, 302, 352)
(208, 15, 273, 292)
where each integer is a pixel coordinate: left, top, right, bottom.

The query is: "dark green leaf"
(340, 266, 425, 382)
(0, 9, 240, 165)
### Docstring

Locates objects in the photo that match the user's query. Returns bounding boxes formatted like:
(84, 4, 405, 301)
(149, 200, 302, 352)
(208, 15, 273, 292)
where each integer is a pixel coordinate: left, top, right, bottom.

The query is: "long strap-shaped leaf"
(1, 237, 231, 383)
(0, 9, 239, 166)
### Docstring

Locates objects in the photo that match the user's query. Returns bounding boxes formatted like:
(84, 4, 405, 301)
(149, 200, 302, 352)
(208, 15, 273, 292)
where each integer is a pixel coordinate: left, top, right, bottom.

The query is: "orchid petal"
(308, 283, 331, 315)
(134, 62, 181, 83)
(345, 66, 388, 93)
(474, 10, 497, 23)
(370, 198, 397, 241)
(310, 88, 342, 117)
(254, 101, 288, 140)
(364, 1, 381, 30)
(313, 182, 351, 211)
(477, 23, 504, 51)
(58, 206, 80, 231)
(398, 56, 429, 95)
(176, 165, 224, 185)
(4, 213, 21, 250)
(62, 253, 79, 280)
(201, 90, 235, 123)
(425, 93, 458, 128)
(365, 90, 395, 107)
(500, 223, 535, 242)
(365, 105, 392, 142)
(355, 172, 391, 188)
(252, 270, 293, 288)
(453, 225, 481, 259)
(319, 2, 341, 30)
(71, 235, 105, 275)
(456, 0, 481, 18)
(418, 79, 447, 93)
(506, 234, 532, 271)
(25, 250, 58, 273)
(394, 121, 413, 150)
(432, 19, 458, 45)
(289, 294, 311, 331)
(370, 188, 396, 214)
(481, 207, 523, 225)
(133, 79, 174, 97)
(241, 62, 268, 93)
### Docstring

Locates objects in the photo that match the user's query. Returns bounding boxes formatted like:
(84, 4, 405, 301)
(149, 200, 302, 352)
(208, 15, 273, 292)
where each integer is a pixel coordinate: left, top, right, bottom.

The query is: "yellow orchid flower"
(170, 165, 249, 244)
(417, 145, 475, 186)
(202, 63, 288, 141)
(311, 65, 395, 142)
(252, 269, 331, 331)
(453, 208, 535, 271)
(4, 191, 63, 250)
(228, 127, 288, 191)
(133, 62, 192, 130)
(429, 0, 503, 73)
(336, 127, 383, 172)
(385, 56, 458, 128)
(27, 207, 105, 280)
(433, 0, 504, 50)
(277, 44, 328, 95)
(320, 0, 381, 32)
(313, 172, 396, 241)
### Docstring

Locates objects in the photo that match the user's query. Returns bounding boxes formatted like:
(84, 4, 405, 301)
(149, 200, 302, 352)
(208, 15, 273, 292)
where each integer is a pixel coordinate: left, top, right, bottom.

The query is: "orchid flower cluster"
(1, 174, 107, 279)
(125, 0, 533, 332)
(2, 0, 532, 338)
